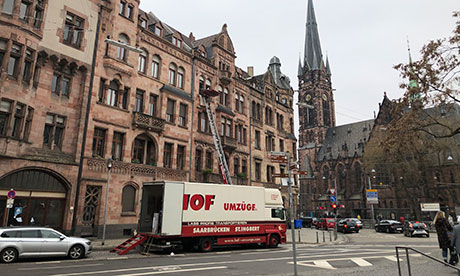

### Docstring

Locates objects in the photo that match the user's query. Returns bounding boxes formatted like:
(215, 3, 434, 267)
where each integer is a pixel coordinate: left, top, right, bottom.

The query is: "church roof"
(317, 119, 374, 161)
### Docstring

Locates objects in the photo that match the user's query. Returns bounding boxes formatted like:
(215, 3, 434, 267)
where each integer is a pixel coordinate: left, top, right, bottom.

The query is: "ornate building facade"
(0, 0, 296, 238)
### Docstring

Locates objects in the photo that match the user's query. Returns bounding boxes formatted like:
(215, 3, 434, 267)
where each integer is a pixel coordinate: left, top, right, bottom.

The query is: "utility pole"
(287, 152, 298, 276)
(333, 178, 338, 241)
(367, 175, 375, 227)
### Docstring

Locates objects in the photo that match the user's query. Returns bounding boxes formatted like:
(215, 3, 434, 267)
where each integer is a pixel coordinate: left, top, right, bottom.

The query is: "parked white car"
(0, 227, 92, 263)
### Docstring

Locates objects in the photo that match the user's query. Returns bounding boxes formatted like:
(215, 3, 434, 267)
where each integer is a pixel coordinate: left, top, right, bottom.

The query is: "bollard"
(316, 231, 319, 243)
(323, 231, 325, 242)
(298, 229, 301, 243)
(329, 231, 332, 241)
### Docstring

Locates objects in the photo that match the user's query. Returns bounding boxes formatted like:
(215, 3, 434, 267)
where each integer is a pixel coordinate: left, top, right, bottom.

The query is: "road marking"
(19, 263, 104, 271)
(107, 256, 129, 260)
(351, 258, 373, 266)
(120, 266, 227, 276)
(36, 261, 62, 264)
(384, 256, 401, 262)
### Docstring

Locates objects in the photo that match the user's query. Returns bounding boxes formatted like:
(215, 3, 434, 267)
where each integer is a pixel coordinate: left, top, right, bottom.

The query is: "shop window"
(44, 114, 66, 149)
(121, 185, 136, 213)
(63, 12, 84, 49)
(92, 127, 106, 157)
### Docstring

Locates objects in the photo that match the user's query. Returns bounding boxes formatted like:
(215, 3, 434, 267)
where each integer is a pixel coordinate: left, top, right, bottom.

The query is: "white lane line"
(120, 266, 227, 276)
(107, 256, 129, 260)
(36, 261, 61, 264)
(385, 256, 401, 262)
(351, 258, 373, 267)
(242, 250, 290, 255)
(293, 260, 335, 270)
(19, 263, 104, 271)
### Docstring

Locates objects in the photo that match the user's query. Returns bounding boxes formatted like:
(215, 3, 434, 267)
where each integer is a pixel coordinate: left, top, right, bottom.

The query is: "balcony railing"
(220, 135, 237, 150)
(132, 112, 165, 132)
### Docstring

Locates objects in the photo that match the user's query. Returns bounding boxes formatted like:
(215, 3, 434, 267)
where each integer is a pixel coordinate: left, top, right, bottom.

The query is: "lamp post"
(101, 158, 113, 245)
(367, 169, 376, 227)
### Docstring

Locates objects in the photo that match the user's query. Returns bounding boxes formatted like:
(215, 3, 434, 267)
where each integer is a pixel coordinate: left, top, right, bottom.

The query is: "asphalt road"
(3, 229, 460, 276)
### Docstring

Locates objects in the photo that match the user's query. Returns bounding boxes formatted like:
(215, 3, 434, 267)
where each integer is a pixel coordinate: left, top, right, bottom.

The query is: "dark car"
(301, 217, 313, 228)
(375, 220, 403, 233)
(403, 221, 430, 237)
(337, 219, 359, 233)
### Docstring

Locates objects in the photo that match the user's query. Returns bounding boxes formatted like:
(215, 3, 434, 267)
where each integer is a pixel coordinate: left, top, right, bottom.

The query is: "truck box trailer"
(136, 181, 286, 252)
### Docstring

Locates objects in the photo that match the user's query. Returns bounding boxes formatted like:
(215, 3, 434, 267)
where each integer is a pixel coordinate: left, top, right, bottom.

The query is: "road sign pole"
(368, 176, 375, 227)
(287, 152, 298, 276)
(334, 178, 338, 241)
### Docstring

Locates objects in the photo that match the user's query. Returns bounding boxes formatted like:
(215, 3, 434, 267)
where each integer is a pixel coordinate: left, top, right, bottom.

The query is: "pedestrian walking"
(448, 214, 454, 227)
(434, 211, 453, 263)
(452, 223, 460, 265)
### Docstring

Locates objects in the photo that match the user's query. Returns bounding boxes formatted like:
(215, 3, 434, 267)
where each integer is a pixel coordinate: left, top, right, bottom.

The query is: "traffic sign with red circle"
(7, 189, 15, 199)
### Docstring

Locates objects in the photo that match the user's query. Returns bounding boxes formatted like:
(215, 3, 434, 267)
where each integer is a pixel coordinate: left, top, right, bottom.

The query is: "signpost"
(329, 188, 336, 195)
(366, 189, 378, 204)
(272, 173, 289, 178)
(5, 189, 15, 227)
(330, 195, 336, 202)
(7, 189, 15, 199)
(420, 203, 440, 212)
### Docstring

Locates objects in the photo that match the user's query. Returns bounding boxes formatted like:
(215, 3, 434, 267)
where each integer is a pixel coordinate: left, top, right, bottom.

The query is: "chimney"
(189, 32, 195, 41)
(247, 66, 254, 77)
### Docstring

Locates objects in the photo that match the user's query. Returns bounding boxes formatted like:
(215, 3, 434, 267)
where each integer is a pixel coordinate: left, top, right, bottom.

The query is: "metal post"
(367, 176, 375, 227)
(396, 248, 401, 276)
(329, 231, 332, 241)
(101, 165, 112, 245)
(287, 152, 298, 276)
(316, 232, 319, 243)
(405, 248, 412, 276)
(322, 231, 325, 242)
(4, 205, 9, 227)
(334, 178, 338, 241)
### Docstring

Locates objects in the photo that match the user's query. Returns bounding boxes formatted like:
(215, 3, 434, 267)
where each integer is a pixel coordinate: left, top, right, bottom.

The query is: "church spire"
(304, 0, 323, 71)
(298, 54, 303, 77)
(325, 55, 331, 75)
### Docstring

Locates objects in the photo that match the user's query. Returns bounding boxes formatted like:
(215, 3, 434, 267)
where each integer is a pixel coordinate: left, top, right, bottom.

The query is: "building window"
(205, 79, 211, 90)
(138, 48, 147, 73)
(63, 13, 84, 49)
(2, 0, 15, 15)
(0, 40, 6, 67)
(163, 142, 173, 168)
(151, 55, 160, 78)
(8, 43, 22, 78)
(178, 103, 187, 127)
(121, 185, 136, 213)
(267, 166, 275, 183)
(140, 18, 146, 28)
(169, 63, 176, 85)
(198, 112, 208, 133)
(112, 132, 124, 161)
(177, 145, 185, 170)
(220, 117, 232, 137)
(51, 70, 71, 98)
(177, 67, 184, 89)
(234, 157, 239, 175)
(255, 130, 260, 149)
(242, 159, 247, 174)
(239, 95, 244, 113)
(33, 5, 43, 29)
(255, 161, 261, 181)
(127, 4, 133, 19)
(154, 26, 161, 36)
(134, 89, 144, 113)
(0, 100, 12, 136)
(119, 1, 126, 15)
(148, 94, 157, 116)
(106, 80, 119, 107)
(166, 99, 175, 123)
(92, 127, 106, 157)
(223, 88, 229, 106)
(11, 103, 25, 139)
(280, 139, 284, 152)
(44, 114, 66, 149)
(195, 147, 202, 172)
(235, 93, 239, 112)
(117, 34, 129, 61)
(22, 48, 34, 84)
(19, 1, 30, 22)
(205, 150, 212, 169)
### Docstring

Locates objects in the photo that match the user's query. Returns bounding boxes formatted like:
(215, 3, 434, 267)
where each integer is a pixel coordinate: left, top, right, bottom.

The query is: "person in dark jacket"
(452, 223, 460, 265)
(434, 211, 453, 262)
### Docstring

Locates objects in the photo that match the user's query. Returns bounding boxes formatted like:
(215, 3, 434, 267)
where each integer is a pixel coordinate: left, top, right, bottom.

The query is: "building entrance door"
(81, 186, 101, 237)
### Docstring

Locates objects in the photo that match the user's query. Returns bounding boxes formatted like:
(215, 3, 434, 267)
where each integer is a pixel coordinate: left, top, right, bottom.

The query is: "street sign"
(420, 203, 440, 212)
(329, 188, 336, 195)
(366, 189, 378, 204)
(6, 198, 14, 208)
(270, 151, 288, 156)
(270, 157, 288, 164)
(330, 195, 336, 202)
(272, 173, 289, 178)
(7, 189, 15, 199)
(289, 164, 298, 170)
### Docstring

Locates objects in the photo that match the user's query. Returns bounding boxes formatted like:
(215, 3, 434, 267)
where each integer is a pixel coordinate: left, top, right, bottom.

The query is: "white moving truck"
(138, 181, 286, 252)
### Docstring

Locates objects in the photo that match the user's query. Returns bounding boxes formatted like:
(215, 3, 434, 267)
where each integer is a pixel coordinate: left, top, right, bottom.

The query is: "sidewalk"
(286, 227, 348, 245)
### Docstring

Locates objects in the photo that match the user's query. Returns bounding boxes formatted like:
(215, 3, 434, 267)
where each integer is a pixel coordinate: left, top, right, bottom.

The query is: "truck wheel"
(199, 238, 213, 252)
(269, 234, 280, 248)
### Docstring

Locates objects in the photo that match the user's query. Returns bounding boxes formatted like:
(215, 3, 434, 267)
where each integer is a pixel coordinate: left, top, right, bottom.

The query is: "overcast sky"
(140, 0, 458, 128)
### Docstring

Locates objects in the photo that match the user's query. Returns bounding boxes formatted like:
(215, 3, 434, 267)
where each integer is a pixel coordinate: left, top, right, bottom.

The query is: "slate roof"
(317, 119, 374, 161)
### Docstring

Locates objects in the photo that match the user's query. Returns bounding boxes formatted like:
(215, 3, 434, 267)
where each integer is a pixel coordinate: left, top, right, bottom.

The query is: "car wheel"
(68, 244, 84, 259)
(269, 234, 280, 248)
(199, 237, 214, 252)
(1, 248, 18, 263)
(356, 229, 359, 233)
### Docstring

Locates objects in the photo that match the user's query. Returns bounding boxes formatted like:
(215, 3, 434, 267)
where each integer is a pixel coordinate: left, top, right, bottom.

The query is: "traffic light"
(331, 203, 337, 209)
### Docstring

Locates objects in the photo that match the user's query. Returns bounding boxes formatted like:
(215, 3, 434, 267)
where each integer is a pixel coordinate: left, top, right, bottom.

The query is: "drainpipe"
(71, 5, 102, 236)
(188, 57, 196, 181)
(249, 85, 252, 186)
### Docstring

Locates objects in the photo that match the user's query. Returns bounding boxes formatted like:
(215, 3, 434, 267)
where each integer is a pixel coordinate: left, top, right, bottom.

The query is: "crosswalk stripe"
(351, 258, 373, 267)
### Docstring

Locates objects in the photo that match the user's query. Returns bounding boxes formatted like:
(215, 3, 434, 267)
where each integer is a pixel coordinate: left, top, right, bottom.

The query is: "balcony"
(219, 70, 232, 85)
(132, 112, 165, 133)
(220, 135, 237, 150)
(251, 117, 263, 128)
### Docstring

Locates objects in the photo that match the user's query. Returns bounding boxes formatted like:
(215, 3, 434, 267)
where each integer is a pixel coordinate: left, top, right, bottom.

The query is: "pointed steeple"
(325, 55, 331, 75)
(304, 0, 323, 71)
(298, 55, 303, 77)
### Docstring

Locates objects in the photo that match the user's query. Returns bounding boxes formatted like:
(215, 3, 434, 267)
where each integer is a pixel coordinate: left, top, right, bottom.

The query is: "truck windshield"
(271, 208, 285, 220)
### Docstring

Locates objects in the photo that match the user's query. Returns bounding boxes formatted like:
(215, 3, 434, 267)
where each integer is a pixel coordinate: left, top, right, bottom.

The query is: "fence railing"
(395, 246, 460, 276)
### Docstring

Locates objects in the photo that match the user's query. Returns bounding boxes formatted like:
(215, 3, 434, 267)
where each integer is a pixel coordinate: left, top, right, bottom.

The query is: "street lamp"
(101, 158, 113, 245)
(367, 169, 376, 227)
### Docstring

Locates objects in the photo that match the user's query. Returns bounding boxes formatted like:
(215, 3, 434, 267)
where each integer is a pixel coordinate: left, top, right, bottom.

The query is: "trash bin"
(294, 219, 303, 229)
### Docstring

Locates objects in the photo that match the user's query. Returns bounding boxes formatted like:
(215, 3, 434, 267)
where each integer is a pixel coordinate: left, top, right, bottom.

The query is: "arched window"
(117, 34, 129, 61)
(235, 93, 240, 111)
(138, 48, 147, 73)
(218, 86, 223, 104)
(121, 185, 136, 213)
(199, 76, 205, 91)
(223, 88, 229, 106)
(151, 55, 160, 78)
(177, 67, 185, 89)
(132, 134, 157, 165)
(205, 79, 211, 90)
(169, 63, 177, 85)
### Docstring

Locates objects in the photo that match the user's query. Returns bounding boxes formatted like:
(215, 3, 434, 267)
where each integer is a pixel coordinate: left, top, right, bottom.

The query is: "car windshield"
(327, 219, 334, 222)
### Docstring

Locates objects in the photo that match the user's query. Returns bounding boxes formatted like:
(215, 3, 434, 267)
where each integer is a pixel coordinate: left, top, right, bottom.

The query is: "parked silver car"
(0, 227, 92, 263)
